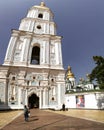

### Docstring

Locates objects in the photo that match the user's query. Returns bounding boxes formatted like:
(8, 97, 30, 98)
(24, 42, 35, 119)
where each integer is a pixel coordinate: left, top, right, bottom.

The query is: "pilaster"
(57, 83, 61, 108)
(4, 32, 19, 65)
(21, 35, 32, 64)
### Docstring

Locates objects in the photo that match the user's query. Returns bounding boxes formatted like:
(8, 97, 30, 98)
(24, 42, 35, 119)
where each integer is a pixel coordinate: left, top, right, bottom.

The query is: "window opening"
(38, 13, 43, 18)
(31, 46, 40, 65)
(33, 77, 35, 80)
(12, 77, 15, 80)
(37, 25, 41, 29)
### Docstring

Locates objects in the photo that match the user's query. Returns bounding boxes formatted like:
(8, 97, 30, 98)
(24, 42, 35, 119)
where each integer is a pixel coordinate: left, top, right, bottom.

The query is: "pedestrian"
(24, 105, 29, 121)
(62, 103, 65, 111)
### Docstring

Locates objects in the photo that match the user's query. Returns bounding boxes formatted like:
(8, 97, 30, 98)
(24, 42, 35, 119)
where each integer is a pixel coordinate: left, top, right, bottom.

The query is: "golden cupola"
(66, 66, 74, 79)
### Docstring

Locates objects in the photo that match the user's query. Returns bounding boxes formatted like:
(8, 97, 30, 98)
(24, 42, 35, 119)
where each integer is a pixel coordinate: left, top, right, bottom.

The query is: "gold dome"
(66, 66, 74, 78)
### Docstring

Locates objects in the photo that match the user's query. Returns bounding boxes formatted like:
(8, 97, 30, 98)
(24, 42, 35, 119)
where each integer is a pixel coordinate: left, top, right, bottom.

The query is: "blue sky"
(0, 0, 104, 81)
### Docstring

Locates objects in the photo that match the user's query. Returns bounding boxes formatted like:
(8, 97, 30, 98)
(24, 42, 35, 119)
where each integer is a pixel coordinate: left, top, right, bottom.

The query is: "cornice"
(11, 29, 62, 41)
(29, 6, 54, 18)
(0, 64, 65, 73)
(21, 17, 56, 26)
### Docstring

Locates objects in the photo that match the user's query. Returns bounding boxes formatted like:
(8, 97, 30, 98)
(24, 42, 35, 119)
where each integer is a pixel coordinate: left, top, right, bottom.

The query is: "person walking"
(24, 105, 29, 121)
(62, 103, 65, 111)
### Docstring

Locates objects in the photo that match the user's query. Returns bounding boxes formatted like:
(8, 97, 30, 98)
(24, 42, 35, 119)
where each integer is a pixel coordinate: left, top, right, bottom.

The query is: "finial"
(40, 1, 46, 7)
(68, 65, 71, 70)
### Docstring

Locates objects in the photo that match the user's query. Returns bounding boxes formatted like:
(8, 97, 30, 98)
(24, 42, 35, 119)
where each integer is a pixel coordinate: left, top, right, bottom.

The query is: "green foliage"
(90, 56, 104, 89)
(65, 89, 104, 94)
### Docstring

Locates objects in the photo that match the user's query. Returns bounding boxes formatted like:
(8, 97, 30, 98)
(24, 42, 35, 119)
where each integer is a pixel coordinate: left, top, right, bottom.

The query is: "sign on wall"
(76, 95, 85, 108)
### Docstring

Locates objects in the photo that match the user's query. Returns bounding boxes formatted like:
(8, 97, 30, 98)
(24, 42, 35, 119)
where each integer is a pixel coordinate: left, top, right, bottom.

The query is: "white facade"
(65, 92, 104, 109)
(0, 2, 65, 110)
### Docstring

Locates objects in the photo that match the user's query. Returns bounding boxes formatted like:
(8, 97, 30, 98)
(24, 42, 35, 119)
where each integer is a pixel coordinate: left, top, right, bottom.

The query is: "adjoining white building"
(0, 2, 65, 110)
(65, 67, 104, 110)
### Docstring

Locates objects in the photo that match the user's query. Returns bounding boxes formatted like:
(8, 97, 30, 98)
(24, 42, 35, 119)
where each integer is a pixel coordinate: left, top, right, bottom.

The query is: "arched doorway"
(28, 93, 39, 109)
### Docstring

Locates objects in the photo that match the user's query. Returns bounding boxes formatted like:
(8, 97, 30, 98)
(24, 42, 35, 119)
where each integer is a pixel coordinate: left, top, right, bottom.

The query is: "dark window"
(51, 79, 54, 82)
(33, 77, 35, 79)
(37, 25, 41, 29)
(38, 13, 43, 18)
(12, 77, 15, 80)
(31, 46, 40, 65)
(11, 96, 14, 100)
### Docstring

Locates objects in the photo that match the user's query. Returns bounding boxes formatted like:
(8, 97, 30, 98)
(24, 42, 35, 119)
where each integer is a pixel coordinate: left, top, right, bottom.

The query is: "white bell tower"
(4, 2, 63, 70)
(0, 2, 65, 110)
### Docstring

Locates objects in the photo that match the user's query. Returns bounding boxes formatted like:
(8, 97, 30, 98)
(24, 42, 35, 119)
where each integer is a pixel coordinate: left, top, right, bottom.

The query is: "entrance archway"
(28, 93, 39, 109)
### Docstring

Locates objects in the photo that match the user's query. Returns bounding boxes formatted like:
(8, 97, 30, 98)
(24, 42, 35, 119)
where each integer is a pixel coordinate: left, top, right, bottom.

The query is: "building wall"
(0, 65, 65, 110)
(0, 2, 65, 110)
(65, 92, 104, 109)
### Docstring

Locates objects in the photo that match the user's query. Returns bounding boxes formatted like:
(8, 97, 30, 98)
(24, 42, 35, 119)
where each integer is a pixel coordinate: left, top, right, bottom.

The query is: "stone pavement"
(0, 109, 104, 130)
(48, 109, 104, 123)
(0, 110, 23, 129)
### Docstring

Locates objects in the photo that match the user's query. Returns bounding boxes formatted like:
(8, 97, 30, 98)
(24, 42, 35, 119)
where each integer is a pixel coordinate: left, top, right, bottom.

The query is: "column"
(45, 40, 49, 64)
(4, 33, 18, 63)
(43, 89, 46, 108)
(21, 35, 31, 63)
(58, 41, 63, 65)
(39, 89, 43, 109)
(55, 43, 59, 65)
(45, 87, 50, 107)
(25, 89, 28, 106)
(18, 87, 21, 107)
(57, 84, 61, 108)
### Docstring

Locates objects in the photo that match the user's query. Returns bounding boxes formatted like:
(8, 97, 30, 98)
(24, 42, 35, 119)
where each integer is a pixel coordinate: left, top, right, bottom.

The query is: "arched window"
(31, 46, 40, 65)
(38, 13, 43, 18)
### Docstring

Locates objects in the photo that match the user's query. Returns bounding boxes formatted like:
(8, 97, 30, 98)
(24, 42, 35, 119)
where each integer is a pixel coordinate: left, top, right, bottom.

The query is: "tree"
(90, 56, 104, 89)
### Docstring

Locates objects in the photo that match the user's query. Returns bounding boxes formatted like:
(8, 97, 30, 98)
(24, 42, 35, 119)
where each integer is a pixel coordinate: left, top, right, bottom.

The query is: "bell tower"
(4, 2, 63, 70)
(0, 2, 65, 110)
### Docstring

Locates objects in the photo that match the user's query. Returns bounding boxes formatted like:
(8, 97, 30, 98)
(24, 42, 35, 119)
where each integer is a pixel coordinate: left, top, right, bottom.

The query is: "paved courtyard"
(0, 109, 104, 130)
